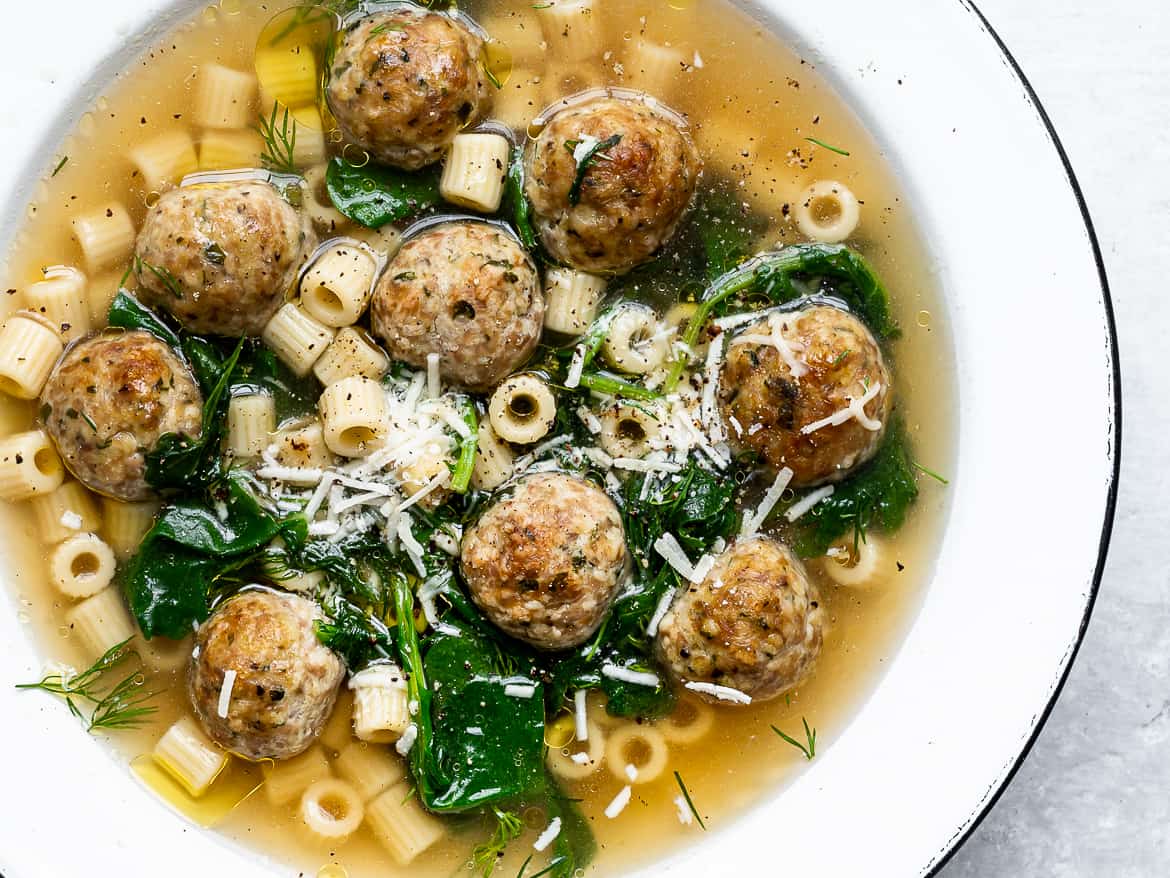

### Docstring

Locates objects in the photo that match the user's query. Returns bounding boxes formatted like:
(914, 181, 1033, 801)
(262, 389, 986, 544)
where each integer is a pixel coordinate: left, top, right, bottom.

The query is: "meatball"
(460, 473, 628, 651)
(40, 331, 203, 501)
(188, 589, 344, 761)
(656, 538, 824, 703)
(134, 181, 314, 337)
(718, 305, 893, 488)
(370, 221, 543, 391)
(326, 7, 490, 170)
(524, 93, 702, 274)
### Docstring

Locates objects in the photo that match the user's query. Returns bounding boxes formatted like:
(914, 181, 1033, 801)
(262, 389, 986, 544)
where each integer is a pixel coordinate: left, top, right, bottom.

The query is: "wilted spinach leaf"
(325, 156, 441, 228)
(788, 418, 919, 557)
(122, 474, 301, 639)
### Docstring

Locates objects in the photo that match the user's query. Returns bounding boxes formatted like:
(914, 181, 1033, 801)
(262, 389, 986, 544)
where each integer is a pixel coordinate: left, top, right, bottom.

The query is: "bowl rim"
(925, 2, 1121, 870)
(0, 1, 1121, 875)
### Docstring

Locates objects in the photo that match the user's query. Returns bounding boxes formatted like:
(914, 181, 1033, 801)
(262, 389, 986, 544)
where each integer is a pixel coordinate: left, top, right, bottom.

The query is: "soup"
(1, 0, 953, 876)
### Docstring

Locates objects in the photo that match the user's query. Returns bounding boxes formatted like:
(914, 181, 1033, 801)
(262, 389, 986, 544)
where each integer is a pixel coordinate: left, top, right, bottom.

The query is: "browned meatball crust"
(718, 305, 893, 488)
(656, 538, 824, 703)
(326, 8, 491, 170)
(134, 181, 314, 337)
(40, 331, 203, 501)
(188, 589, 345, 761)
(524, 94, 702, 274)
(370, 221, 543, 391)
(460, 473, 628, 651)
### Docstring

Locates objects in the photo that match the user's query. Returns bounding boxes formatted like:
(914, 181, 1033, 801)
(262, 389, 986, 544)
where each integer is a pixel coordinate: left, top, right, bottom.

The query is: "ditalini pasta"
(547, 720, 605, 781)
(0, 429, 64, 501)
(227, 393, 276, 459)
(543, 267, 606, 335)
(48, 532, 117, 599)
(365, 781, 446, 865)
(598, 401, 663, 460)
(334, 743, 407, 803)
(129, 129, 199, 190)
(256, 43, 319, 110)
(822, 534, 887, 588)
(300, 244, 379, 327)
(31, 481, 101, 545)
(655, 696, 716, 745)
(602, 303, 670, 374)
(100, 498, 161, 560)
(302, 164, 351, 235)
(488, 374, 557, 445)
(439, 133, 511, 213)
(270, 420, 335, 471)
(198, 128, 264, 171)
(350, 664, 411, 744)
(153, 716, 229, 798)
(794, 179, 862, 244)
(605, 722, 669, 785)
(25, 266, 91, 341)
(62, 586, 136, 659)
(262, 303, 336, 377)
(319, 376, 391, 458)
(470, 422, 515, 492)
(535, 0, 604, 62)
(263, 745, 331, 806)
(624, 40, 688, 97)
(0, 312, 64, 400)
(193, 64, 257, 130)
(70, 203, 136, 273)
(313, 327, 391, 386)
(300, 778, 365, 842)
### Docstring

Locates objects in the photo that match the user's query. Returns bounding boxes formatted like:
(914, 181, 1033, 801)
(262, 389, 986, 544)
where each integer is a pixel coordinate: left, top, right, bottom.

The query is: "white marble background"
(940, 1, 1169, 875)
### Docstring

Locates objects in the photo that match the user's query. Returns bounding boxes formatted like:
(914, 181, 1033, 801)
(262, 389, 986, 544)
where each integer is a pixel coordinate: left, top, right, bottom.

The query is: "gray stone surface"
(940, 2, 1170, 875)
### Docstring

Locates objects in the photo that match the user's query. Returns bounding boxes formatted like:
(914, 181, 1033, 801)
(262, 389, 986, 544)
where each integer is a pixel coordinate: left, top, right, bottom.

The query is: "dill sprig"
(17, 637, 159, 732)
(912, 461, 950, 485)
(135, 256, 185, 300)
(804, 136, 851, 156)
(771, 717, 817, 760)
(257, 103, 299, 175)
(52, 156, 69, 177)
(473, 807, 524, 877)
(673, 771, 706, 830)
(566, 134, 621, 206)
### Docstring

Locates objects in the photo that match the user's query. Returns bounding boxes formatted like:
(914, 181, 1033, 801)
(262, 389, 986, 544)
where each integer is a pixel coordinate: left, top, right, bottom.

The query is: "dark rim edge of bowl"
(926, 2, 1122, 875)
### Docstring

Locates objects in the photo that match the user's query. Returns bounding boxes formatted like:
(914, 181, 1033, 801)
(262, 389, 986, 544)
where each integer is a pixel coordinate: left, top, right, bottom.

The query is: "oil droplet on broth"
(483, 40, 514, 89)
(202, 5, 219, 26)
(917, 309, 932, 328)
(131, 753, 264, 829)
(666, 0, 697, 9)
(317, 865, 349, 878)
(218, 0, 242, 16)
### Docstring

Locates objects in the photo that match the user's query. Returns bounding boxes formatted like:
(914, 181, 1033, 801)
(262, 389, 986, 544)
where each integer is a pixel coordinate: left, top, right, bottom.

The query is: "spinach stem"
(450, 397, 479, 494)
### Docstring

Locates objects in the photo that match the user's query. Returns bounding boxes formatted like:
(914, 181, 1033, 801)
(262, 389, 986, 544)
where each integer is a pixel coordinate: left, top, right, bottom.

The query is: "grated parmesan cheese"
(601, 664, 661, 688)
(217, 669, 237, 718)
(504, 682, 537, 699)
(577, 405, 602, 434)
(731, 313, 809, 379)
(624, 764, 639, 782)
(566, 344, 586, 389)
(467, 726, 484, 736)
(684, 681, 753, 704)
(604, 785, 632, 819)
(397, 516, 428, 577)
(674, 795, 694, 825)
(571, 752, 591, 765)
(645, 588, 676, 638)
(740, 466, 795, 538)
(653, 533, 696, 581)
(785, 484, 836, 522)
(59, 510, 83, 530)
(800, 381, 884, 435)
(533, 817, 562, 852)
(574, 689, 589, 742)
(396, 723, 418, 756)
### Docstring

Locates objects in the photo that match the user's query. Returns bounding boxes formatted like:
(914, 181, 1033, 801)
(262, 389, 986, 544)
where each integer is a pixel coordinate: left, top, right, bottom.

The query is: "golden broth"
(1, 0, 954, 876)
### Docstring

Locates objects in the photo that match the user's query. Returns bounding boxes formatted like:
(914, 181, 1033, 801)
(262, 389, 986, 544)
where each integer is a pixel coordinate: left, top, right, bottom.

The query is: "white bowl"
(0, 1, 1118, 876)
